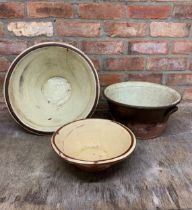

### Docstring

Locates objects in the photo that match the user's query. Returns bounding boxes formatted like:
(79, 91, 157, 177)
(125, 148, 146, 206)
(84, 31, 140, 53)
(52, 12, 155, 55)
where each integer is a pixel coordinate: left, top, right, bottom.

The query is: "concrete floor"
(0, 103, 191, 210)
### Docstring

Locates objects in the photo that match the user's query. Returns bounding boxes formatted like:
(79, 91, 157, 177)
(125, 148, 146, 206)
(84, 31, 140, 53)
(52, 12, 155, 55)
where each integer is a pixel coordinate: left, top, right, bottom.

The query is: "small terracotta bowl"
(4, 42, 99, 134)
(104, 81, 181, 139)
(51, 119, 136, 172)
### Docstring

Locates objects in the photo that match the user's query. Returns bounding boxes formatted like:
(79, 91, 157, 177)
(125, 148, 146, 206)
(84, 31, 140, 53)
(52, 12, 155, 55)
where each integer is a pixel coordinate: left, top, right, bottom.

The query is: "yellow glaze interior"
(54, 119, 133, 161)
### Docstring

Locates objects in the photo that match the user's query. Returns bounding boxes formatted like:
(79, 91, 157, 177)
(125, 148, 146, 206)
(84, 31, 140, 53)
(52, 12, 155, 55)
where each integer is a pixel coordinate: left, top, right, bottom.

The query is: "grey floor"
(0, 103, 192, 210)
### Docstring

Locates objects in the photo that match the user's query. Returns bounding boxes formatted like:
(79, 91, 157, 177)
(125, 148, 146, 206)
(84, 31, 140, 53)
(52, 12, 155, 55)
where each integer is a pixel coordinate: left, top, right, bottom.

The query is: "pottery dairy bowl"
(51, 119, 136, 171)
(104, 82, 181, 139)
(4, 42, 100, 134)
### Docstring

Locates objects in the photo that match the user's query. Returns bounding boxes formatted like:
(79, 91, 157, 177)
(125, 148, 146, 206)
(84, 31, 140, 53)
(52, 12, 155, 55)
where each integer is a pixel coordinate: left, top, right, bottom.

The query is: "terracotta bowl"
(104, 81, 181, 139)
(51, 119, 136, 172)
(4, 42, 100, 134)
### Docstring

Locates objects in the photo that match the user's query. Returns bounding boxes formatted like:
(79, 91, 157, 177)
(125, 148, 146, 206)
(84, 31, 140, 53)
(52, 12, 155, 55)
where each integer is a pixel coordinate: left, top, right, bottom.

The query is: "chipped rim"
(51, 118, 136, 165)
(3, 42, 100, 135)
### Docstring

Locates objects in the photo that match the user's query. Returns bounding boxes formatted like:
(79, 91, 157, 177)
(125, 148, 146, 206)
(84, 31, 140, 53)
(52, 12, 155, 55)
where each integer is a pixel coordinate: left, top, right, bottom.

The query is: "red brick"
(0, 57, 10, 72)
(0, 76, 4, 107)
(127, 5, 171, 19)
(150, 22, 190, 37)
(82, 41, 124, 55)
(128, 73, 162, 83)
(0, 2, 24, 18)
(129, 41, 168, 55)
(0, 40, 27, 55)
(189, 61, 192, 70)
(166, 74, 192, 85)
(34, 38, 78, 47)
(106, 57, 144, 71)
(90, 58, 101, 71)
(28, 2, 73, 18)
(147, 57, 187, 71)
(104, 22, 146, 37)
(79, 3, 125, 19)
(173, 41, 192, 54)
(0, 23, 4, 37)
(100, 74, 125, 86)
(56, 21, 100, 37)
(173, 5, 192, 19)
(0, 76, 4, 88)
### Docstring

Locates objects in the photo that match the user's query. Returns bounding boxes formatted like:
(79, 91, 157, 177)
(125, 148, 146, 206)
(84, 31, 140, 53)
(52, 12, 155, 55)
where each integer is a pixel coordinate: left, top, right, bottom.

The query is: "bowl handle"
(164, 106, 178, 118)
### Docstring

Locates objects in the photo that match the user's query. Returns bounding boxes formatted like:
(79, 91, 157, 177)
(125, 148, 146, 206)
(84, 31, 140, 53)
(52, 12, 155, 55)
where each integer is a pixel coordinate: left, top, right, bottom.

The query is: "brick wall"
(0, 1, 192, 114)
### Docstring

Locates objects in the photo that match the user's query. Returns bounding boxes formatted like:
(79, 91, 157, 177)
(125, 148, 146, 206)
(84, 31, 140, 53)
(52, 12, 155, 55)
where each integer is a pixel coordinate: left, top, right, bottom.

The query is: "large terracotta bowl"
(51, 119, 136, 172)
(104, 81, 181, 139)
(4, 42, 100, 134)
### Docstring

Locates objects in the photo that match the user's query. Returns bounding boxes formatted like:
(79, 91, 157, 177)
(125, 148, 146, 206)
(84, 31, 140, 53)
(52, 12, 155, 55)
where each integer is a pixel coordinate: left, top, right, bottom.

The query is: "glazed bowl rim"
(51, 118, 136, 165)
(3, 42, 100, 135)
(104, 81, 182, 110)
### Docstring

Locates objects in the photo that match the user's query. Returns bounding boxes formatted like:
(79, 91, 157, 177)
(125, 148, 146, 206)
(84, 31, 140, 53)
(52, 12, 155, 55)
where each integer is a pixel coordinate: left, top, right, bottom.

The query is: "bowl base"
(126, 121, 167, 140)
(110, 114, 168, 139)
(42, 76, 71, 105)
(75, 163, 112, 172)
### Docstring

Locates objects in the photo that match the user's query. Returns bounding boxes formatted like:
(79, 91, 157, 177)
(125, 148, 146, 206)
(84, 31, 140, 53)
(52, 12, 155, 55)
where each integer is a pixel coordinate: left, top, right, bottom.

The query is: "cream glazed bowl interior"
(51, 119, 136, 171)
(4, 42, 100, 134)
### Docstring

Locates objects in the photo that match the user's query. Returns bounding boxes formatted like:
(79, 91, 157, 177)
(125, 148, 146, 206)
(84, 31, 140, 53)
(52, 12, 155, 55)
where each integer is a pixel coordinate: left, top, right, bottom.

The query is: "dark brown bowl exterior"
(107, 101, 179, 139)
(72, 160, 118, 172)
